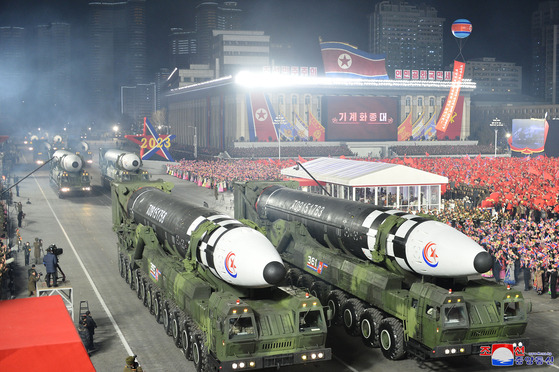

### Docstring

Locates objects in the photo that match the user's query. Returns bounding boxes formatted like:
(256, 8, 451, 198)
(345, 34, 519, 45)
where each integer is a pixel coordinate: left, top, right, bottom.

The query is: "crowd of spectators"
(389, 144, 504, 156)
(166, 155, 559, 294)
(226, 144, 354, 159)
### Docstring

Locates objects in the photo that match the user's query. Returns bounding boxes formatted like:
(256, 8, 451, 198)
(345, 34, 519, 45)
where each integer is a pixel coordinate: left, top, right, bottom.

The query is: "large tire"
(286, 268, 302, 286)
(378, 317, 406, 360)
(135, 271, 142, 299)
(360, 308, 383, 348)
(342, 298, 366, 336)
(140, 279, 147, 306)
(309, 281, 328, 304)
(118, 254, 125, 278)
(326, 290, 348, 326)
(181, 318, 194, 360)
(163, 302, 172, 336)
(146, 286, 153, 314)
(296, 274, 313, 290)
(172, 312, 182, 348)
(192, 332, 209, 372)
(125, 259, 131, 285)
(128, 264, 135, 289)
(153, 292, 162, 323)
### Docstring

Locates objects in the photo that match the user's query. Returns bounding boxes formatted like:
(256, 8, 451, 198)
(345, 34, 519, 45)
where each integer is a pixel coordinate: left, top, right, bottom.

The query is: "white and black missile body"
(128, 187, 286, 287)
(52, 149, 83, 172)
(256, 185, 493, 277)
(103, 149, 142, 171)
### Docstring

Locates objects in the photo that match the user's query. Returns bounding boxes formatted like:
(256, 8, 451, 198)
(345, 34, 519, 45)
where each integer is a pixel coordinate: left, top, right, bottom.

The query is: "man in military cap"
(27, 271, 41, 296)
(123, 355, 143, 372)
(23, 241, 31, 266)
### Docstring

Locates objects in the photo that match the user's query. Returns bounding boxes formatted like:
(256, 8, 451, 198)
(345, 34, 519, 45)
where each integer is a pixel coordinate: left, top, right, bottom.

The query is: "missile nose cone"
(263, 261, 286, 285)
(72, 161, 79, 169)
(132, 160, 139, 167)
(474, 251, 493, 273)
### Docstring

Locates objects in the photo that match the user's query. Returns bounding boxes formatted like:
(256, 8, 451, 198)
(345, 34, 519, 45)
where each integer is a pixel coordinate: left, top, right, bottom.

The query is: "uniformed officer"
(28, 271, 41, 296)
(33, 237, 42, 264)
(23, 241, 31, 266)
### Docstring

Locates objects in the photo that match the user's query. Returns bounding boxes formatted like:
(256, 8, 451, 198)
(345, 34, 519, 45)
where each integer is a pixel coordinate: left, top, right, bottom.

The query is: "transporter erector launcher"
(255, 185, 493, 277)
(127, 186, 286, 287)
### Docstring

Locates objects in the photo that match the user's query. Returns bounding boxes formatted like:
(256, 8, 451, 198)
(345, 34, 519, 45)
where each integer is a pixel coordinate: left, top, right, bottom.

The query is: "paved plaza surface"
(4, 143, 558, 371)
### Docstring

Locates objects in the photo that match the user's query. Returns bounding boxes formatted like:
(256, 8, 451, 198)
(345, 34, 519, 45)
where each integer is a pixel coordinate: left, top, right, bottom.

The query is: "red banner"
(397, 112, 413, 141)
(309, 112, 325, 141)
(436, 61, 465, 132)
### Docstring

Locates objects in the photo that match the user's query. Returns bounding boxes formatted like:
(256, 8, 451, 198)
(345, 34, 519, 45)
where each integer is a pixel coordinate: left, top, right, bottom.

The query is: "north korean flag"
(320, 41, 388, 79)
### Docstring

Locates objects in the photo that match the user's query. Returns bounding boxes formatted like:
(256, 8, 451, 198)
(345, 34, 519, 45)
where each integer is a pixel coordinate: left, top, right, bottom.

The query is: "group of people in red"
(166, 154, 559, 297)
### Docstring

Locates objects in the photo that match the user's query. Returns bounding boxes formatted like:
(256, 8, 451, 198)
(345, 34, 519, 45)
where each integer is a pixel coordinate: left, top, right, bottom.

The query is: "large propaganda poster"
(323, 96, 398, 140)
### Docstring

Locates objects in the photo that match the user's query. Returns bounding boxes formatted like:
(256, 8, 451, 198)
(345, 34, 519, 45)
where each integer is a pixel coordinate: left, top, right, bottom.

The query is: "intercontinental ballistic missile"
(104, 149, 141, 171)
(128, 186, 286, 287)
(52, 149, 83, 172)
(255, 185, 493, 277)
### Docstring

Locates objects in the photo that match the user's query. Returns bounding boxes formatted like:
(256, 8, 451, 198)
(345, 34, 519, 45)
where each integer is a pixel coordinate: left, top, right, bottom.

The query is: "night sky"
(0, 0, 550, 74)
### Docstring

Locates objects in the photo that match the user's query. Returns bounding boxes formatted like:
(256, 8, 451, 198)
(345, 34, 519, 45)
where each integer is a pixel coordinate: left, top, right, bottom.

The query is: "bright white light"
(113, 125, 119, 132)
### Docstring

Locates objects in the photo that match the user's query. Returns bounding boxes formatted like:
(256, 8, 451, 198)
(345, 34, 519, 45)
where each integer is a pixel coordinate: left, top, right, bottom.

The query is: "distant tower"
(369, 0, 444, 76)
(531, 1, 559, 103)
(194, 1, 242, 64)
(36, 23, 72, 116)
(169, 28, 197, 68)
(0, 26, 27, 126)
(88, 0, 147, 120)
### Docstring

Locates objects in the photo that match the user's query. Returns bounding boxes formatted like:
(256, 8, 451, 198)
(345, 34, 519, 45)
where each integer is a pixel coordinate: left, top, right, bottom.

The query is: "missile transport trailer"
(99, 148, 149, 187)
(33, 140, 51, 165)
(234, 181, 530, 361)
(50, 150, 91, 198)
(112, 180, 331, 372)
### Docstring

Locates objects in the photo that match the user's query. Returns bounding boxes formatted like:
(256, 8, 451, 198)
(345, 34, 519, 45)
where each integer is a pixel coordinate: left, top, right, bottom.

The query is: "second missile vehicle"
(67, 140, 93, 166)
(112, 180, 331, 371)
(50, 149, 91, 198)
(234, 181, 530, 361)
(99, 148, 149, 187)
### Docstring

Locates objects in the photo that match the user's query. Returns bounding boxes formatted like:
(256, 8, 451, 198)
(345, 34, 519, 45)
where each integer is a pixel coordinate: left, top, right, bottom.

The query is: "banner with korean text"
(435, 61, 465, 132)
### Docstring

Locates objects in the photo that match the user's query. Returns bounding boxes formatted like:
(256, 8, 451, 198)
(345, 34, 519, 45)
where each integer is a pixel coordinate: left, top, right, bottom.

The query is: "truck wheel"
(128, 265, 135, 289)
(342, 298, 366, 336)
(326, 290, 348, 326)
(163, 303, 172, 336)
(181, 319, 193, 360)
(172, 313, 181, 347)
(309, 281, 327, 303)
(192, 333, 208, 372)
(296, 274, 313, 290)
(360, 308, 383, 348)
(118, 255, 125, 278)
(286, 268, 302, 286)
(135, 271, 142, 299)
(140, 279, 147, 306)
(146, 286, 153, 313)
(153, 292, 162, 323)
(378, 317, 406, 360)
(124, 259, 131, 284)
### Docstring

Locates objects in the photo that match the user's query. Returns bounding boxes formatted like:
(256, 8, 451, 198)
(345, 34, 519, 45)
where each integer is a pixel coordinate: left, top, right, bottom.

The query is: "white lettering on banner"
(435, 61, 465, 132)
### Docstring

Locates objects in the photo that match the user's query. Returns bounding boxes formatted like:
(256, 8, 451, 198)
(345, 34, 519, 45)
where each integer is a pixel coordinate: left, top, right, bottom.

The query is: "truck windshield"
(228, 315, 256, 340)
(503, 301, 522, 321)
(298, 309, 324, 332)
(442, 303, 468, 329)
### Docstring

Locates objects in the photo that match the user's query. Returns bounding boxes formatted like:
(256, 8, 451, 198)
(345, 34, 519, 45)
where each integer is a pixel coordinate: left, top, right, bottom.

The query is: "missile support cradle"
(233, 181, 530, 361)
(112, 180, 331, 371)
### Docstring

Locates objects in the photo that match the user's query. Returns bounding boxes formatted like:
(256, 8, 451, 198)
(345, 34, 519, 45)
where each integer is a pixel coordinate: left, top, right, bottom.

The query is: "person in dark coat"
(84, 311, 97, 348)
(43, 245, 58, 287)
(23, 242, 31, 266)
(78, 316, 93, 352)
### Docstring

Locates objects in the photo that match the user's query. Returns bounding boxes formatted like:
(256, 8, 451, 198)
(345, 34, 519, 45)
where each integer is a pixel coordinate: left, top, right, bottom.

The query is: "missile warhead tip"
(263, 261, 286, 285)
(473, 251, 493, 273)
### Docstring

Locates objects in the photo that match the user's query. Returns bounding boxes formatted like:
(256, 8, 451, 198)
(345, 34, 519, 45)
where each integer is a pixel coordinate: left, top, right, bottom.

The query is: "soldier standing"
(23, 241, 31, 265)
(123, 356, 143, 372)
(28, 271, 41, 296)
(84, 311, 97, 349)
(33, 238, 42, 264)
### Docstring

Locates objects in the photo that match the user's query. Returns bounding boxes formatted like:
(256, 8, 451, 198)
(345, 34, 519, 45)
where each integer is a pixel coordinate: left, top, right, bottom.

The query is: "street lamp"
(489, 118, 503, 157)
(187, 126, 197, 158)
(273, 115, 287, 161)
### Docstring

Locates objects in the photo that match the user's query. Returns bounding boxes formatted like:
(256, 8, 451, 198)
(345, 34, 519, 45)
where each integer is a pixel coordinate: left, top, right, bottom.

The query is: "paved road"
(6, 144, 558, 372)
